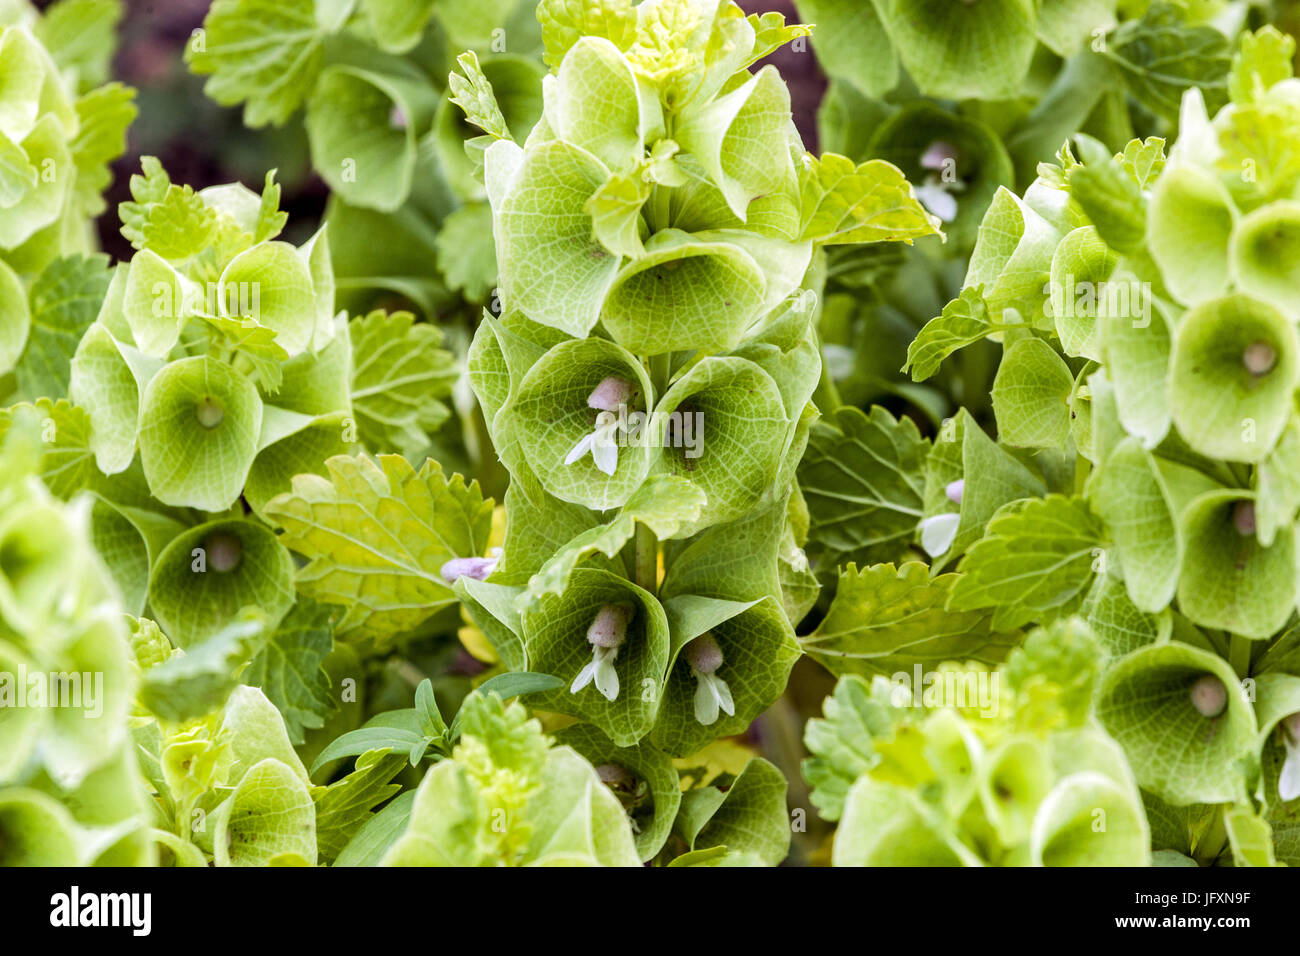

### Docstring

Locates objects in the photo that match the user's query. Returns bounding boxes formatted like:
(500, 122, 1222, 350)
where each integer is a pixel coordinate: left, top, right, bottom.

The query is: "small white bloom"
(588, 376, 635, 412)
(920, 140, 958, 171)
(919, 512, 960, 558)
(915, 182, 958, 222)
(565, 410, 622, 476)
(1279, 713, 1300, 802)
(945, 479, 965, 505)
(439, 547, 502, 584)
(685, 633, 734, 726)
(571, 604, 631, 701)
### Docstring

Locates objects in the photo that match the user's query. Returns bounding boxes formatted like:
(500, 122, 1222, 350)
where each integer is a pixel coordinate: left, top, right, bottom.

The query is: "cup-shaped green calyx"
(506, 337, 653, 511)
(650, 595, 799, 758)
(305, 64, 439, 214)
(867, 103, 1013, 249)
(0, 259, 29, 373)
(1169, 293, 1299, 462)
(0, 790, 82, 865)
(1049, 226, 1120, 362)
(873, 0, 1037, 101)
(218, 241, 317, 357)
(486, 138, 622, 338)
(554, 723, 681, 862)
(520, 569, 669, 746)
(1029, 770, 1151, 866)
(1177, 490, 1296, 639)
(148, 518, 295, 649)
(0, 496, 87, 637)
(1147, 162, 1236, 306)
(1230, 200, 1300, 318)
(1096, 642, 1257, 805)
(137, 355, 264, 511)
(601, 230, 768, 355)
(650, 356, 788, 530)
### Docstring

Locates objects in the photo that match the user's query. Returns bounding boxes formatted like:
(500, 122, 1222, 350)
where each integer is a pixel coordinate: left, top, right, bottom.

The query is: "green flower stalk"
(453, 0, 939, 765)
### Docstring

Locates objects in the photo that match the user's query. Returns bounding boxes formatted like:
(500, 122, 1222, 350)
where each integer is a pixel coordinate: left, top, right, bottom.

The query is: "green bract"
(908, 25, 1300, 865)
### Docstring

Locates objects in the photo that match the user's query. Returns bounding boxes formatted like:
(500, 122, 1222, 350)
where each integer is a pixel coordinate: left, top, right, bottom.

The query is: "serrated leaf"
(799, 405, 929, 571)
(949, 496, 1104, 631)
(802, 562, 1020, 679)
(349, 310, 457, 457)
(265, 454, 494, 644)
(187, 0, 324, 128)
(905, 287, 997, 382)
(799, 153, 941, 246)
(12, 254, 111, 400)
(310, 749, 405, 864)
(243, 598, 336, 745)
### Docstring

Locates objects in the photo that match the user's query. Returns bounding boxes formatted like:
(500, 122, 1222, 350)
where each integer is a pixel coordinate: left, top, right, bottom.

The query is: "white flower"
(571, 604, 631, 701)
(915, 182, 958, 222)
(565, 410, 623, 476)
(919, 512, 960, 558)
(945, 479, 965, 505)
(685, 633, 734, 726)
(588, 376, 635, 412)
(439, 548, 502, 584)
(1279, 713, 1300, 802)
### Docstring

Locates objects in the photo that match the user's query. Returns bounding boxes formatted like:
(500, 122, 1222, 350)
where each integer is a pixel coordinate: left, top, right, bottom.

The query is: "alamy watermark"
(0, 667, 105, 718)
(889, 664, 1000, 718)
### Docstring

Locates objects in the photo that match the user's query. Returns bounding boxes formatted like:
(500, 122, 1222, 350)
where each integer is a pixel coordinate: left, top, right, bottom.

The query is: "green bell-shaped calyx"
(1169, 293, 1298, 463)
(137, 355, 264, 511)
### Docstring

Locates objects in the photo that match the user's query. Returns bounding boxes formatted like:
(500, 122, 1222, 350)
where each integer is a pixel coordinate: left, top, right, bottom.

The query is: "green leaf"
(585, 170, 650, 259)
(799, 153, 941, 247)
(309, 727, 426, 776)
(802, 562, 1020, 679)
(187, 0, 324, 127)
(905, 287, 997, 382)
(349, 310, 456, 457)
(334, 790, 415, 867)
(243, 598, 336, 745)
(799, 405, 928, 571)
(803, 674, 900, 821)
(949, 496, 1104, 631)
(310, 749, 405, 864)
(1064, 154, 1146, 254)
(1099, 280, 1172, 449)
(744, 10, 812, 66)
(536, 0, 636, 71)
(434, 202, 497, 301)
(1256, 420, 1300, 548)
(1080, 570, 1171, 659)
(12, 254, 111, 400)
(35, 0, 123, 90)
(449, 50, 511, 140)
(265, 454, 494, 645)
(1229, 25, 1294, 105)
(138, 612, 267, 722)
(68, 83, 135, 218)
(1101, 2, 1231, 121)
(991, 337, 1075, 450)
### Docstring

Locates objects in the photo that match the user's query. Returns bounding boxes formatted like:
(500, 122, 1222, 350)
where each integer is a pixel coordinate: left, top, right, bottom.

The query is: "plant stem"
(635, 522, 658, 595)
(1228, 633, 1252, 680)
(649, 352, 671, 399)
